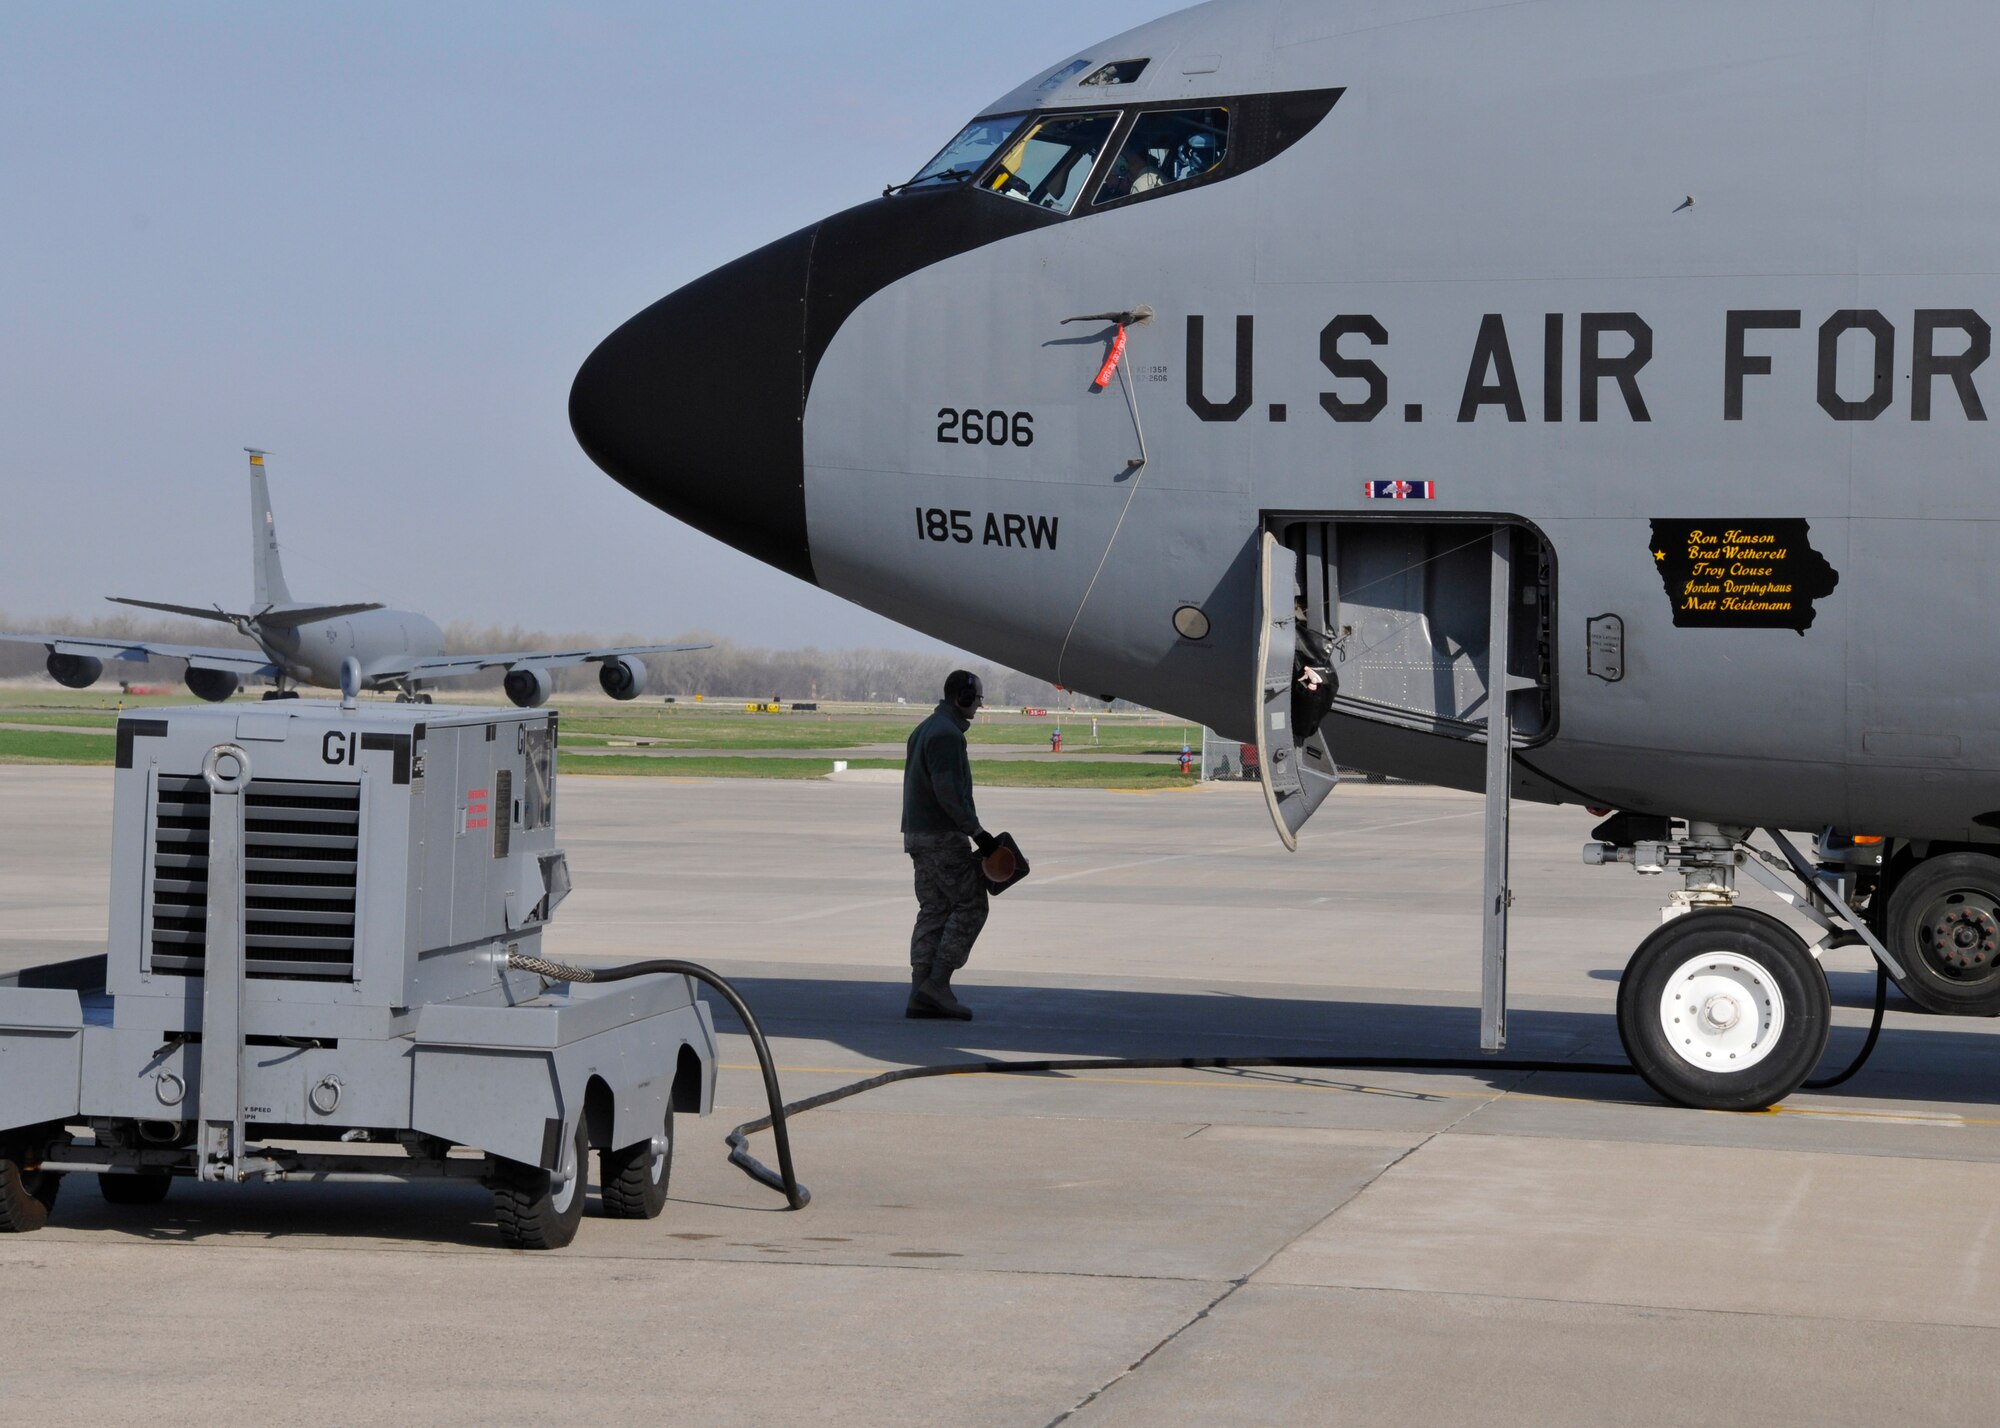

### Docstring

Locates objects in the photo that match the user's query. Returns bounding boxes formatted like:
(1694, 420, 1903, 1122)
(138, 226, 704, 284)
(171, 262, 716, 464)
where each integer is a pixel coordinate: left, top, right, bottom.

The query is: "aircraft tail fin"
(245, 448, 294, 607)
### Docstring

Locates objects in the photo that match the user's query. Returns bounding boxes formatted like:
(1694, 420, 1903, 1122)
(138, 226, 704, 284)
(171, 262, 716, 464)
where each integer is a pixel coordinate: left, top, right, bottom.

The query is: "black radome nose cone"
(570, 227, 817, 584)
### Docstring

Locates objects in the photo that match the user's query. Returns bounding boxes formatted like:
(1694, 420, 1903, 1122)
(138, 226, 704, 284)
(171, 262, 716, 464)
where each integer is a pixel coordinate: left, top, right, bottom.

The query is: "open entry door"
(1253, 514, 1554, 1049)
(1254, 530, 1340, 851)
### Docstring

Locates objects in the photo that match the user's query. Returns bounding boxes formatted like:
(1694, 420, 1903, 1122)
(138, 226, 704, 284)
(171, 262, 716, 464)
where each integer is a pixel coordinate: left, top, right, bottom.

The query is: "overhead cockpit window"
(985, 111, 1118, 214)
(1037, 59, 1091, 91)
(905, 113, 1025, 190)
(1080, 59, 1149, 86)
(1093, 107, 1230, 205)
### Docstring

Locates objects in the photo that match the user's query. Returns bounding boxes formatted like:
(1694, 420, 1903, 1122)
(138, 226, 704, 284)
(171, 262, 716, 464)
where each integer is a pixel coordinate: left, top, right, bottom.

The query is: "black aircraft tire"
(1883, 852, 2000, 1016)
(493, 1119, 588, 1251)
(1616, 908, 1830, 1112)
(98, 1172, 172, 1206)
(0, 1153, 61, 1232)
(600, 1106, 674, 1220)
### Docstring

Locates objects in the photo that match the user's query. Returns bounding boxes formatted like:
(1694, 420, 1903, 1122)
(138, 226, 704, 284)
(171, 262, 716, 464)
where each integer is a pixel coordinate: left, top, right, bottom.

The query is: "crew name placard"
(1649, 519, 1839, 634)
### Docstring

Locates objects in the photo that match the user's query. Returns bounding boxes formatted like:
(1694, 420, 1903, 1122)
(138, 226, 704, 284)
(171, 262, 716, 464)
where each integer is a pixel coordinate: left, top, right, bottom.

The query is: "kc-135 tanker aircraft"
(569, 0, 2000, 1110)
(3, 450, 702, 708)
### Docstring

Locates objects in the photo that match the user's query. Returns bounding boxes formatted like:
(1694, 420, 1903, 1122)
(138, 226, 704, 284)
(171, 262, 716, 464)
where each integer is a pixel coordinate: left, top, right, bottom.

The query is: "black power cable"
(512, 953, 1891, 1210)
(1805, 963, 1891, 1090)
(724, 1051, 1637, 1201)
(507, 953, 808, 1209)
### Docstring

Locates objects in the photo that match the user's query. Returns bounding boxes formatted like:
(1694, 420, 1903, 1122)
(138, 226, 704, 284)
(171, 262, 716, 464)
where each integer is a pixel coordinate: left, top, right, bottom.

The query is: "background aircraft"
(3, 450, 702, 706)
(568, 0, 2000, 1108)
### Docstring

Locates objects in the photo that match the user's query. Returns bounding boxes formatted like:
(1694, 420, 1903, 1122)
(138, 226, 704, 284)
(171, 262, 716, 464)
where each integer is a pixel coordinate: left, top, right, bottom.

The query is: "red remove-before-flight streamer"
(1092, 325, 1128, 389)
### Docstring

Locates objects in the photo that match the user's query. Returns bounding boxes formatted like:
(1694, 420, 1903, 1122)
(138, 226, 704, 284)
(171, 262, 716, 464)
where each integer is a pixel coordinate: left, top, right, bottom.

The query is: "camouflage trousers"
(908, 836, 990, 976)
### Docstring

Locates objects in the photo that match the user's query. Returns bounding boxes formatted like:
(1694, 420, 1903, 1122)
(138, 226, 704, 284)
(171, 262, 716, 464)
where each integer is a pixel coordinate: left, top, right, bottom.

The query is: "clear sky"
(1, 1, 1169, 649)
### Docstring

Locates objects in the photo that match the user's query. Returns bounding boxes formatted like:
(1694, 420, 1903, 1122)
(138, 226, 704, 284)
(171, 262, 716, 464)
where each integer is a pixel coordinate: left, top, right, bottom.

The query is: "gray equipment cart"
(0, 698, 716, 1249)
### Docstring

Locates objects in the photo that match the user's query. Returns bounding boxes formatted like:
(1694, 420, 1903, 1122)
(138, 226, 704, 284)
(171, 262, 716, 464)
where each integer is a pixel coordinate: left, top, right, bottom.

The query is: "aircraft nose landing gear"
(1618, 908, 1830, 1111)
(1589, 818, 1899, 1110)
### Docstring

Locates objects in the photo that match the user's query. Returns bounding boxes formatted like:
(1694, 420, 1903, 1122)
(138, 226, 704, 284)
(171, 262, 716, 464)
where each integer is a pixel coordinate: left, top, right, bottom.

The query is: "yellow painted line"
(1766, 1104, 1967, 1127)
(721, 1064, 1995, 1125)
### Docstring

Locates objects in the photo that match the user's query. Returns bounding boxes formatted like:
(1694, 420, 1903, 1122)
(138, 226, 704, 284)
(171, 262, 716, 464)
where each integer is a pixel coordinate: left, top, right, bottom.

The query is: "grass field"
(917, 760, 1198, 789)
(0, 729, 117, 764)
(0, 687, 1210, 787)
(0, 711, 122, 729)
(558, 753, 1201, 789)
(0, 689, 189, 713)
(559, 755, 848, 781)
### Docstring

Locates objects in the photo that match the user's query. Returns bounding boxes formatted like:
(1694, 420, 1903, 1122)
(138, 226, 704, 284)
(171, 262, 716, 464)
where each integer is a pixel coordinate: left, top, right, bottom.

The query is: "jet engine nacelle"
(504, 666, 554, 708)
(185, 668, 239, 703)
(46, 652, 103, 689)
(598, 655, 647, 701)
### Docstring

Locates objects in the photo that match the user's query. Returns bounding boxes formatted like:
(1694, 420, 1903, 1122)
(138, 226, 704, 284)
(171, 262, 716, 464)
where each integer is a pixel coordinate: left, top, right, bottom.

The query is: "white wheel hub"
(550, 1137, 581, 1212)
(1658, 952, 1785, 1071)
(550, 1171, 578, 1213)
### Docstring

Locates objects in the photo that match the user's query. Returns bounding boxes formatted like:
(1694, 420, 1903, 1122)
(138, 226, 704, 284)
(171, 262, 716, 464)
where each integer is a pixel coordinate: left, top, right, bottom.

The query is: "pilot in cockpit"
(1098, 150, 1164, 203)
(1093, 111, 1227, 205)
(1172, 128, 1223, 183)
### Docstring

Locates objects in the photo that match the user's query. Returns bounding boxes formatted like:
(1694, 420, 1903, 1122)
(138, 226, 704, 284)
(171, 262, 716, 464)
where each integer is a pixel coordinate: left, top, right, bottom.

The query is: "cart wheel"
(1883, 851, 2000, 1016)
(98, 1173, 172, 1206)
(600, 1106, 674, 1220)
(1616, 907, 1830, 1111)
(493, 1119, 588, 1250)
(0, 1152, 62, 1233)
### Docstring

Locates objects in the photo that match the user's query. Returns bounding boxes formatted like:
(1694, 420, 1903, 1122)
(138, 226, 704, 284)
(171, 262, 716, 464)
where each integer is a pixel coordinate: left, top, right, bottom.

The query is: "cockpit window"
(1080, 59, 1149, 86)
(1093, 107, 1230, 205)
(985, 111, 1118, 214)
(905, 113, 1025, 190)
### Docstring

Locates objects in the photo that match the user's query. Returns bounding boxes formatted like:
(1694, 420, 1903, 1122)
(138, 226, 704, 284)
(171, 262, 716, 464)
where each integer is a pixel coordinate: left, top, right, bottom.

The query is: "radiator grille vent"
(150, 776, 360, 981)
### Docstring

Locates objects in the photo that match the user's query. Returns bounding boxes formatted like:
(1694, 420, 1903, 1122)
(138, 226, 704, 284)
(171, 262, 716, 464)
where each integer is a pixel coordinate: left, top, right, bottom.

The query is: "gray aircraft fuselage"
(570, 0, 2000, 844)
(254, 606, 448, 690)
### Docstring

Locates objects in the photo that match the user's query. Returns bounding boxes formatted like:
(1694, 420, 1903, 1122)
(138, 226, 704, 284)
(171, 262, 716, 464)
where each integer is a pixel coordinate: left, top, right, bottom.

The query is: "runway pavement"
(1, 767, 1996, 1426)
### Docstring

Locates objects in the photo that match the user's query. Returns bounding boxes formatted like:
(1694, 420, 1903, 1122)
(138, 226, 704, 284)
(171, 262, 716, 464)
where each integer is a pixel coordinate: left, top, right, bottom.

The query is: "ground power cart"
(0, 699, 716, 1249)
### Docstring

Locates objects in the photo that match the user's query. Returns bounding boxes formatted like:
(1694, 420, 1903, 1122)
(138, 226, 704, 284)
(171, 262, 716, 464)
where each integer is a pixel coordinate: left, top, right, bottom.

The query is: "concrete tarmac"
(2, 767, 1998, 1426)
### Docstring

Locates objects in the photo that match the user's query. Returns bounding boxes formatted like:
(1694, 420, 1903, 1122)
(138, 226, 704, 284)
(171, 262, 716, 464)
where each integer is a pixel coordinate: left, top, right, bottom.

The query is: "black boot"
(912, 967, 973, 1021)
(906, 966, 946, 1019)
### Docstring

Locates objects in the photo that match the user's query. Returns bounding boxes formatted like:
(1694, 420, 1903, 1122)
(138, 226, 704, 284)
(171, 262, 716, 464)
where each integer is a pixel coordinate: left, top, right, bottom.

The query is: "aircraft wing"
(106, 597, 243, 624)
(0, 631, 277, 676)
(370, 642, 710, 683)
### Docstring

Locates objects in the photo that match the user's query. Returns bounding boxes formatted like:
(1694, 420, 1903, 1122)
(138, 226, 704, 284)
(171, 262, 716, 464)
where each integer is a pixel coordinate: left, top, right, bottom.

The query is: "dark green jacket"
(903, 701, 981, 845)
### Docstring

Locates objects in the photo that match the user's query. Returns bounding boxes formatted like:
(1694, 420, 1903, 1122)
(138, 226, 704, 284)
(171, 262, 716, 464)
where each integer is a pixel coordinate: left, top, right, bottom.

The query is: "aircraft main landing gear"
(1880, 852, 2000, 1016)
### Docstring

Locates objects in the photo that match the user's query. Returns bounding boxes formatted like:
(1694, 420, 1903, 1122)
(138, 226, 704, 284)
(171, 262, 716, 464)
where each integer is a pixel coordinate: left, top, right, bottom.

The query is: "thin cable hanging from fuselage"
(1055, 336, 1150, 689)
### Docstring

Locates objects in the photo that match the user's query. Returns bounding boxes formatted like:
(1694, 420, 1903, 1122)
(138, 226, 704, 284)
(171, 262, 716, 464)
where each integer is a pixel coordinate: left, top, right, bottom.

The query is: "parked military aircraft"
(567, 1, 2000, 1110)
(3, 450, 701, 706)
